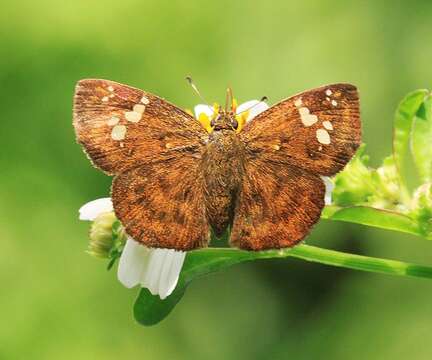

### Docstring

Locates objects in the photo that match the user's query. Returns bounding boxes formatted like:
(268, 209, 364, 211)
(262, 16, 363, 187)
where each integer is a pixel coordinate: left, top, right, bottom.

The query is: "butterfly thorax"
(202, 121, 245, 237)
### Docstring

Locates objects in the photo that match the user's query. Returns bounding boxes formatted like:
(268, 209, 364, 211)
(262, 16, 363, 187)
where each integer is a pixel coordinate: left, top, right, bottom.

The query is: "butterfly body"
(74, 79, 361, 251)
(203, 123, 245, 236)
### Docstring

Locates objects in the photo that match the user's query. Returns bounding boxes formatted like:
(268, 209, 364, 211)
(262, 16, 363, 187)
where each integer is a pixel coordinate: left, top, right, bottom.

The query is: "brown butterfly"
(73, 79, 361, 251)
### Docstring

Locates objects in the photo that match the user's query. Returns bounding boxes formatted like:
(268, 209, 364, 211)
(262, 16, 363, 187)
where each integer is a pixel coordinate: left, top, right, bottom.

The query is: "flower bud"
(368, 156, 402, 210)
(332, 145, 375, 206)
(88, 212, 117, 258)
(411, 183, 432, 238)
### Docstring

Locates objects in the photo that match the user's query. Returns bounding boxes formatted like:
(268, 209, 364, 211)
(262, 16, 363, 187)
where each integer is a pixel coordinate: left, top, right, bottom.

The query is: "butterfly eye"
(231, 119, 238, 130)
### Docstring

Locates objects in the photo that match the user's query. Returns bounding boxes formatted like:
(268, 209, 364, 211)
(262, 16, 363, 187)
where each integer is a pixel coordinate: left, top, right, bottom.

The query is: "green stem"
(134, 244, 432, 326)
(185, 244, 432, 280)
(256, 244, 432, 279)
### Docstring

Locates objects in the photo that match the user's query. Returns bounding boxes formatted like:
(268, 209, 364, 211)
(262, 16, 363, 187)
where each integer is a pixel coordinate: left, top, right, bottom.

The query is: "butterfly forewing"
(73, 79, 207, 175)
(240, 83, 361, 176)
(73, 79, 210, 250)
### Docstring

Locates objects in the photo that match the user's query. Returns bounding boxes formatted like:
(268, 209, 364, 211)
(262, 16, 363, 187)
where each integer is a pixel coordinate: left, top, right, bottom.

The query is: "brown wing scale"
(240, 83, 361, 176)
(73, 79, 210, 250)
(73, 79, 207, 175)
(230, 162, 325, 250)
(231, 83, 360, 250)
(112, 158, 209, 250)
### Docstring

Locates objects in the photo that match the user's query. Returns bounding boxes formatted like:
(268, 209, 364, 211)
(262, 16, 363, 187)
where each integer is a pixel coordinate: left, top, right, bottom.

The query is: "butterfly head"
(210, 109, 238, 132)
(208, 87, 237, 132)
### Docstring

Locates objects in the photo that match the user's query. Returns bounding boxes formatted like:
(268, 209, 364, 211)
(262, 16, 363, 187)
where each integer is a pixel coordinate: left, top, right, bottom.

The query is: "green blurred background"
(1, 0, 431, 359)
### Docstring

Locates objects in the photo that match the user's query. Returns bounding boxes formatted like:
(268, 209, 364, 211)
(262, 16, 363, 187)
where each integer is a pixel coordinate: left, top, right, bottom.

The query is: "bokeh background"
(1, 0, 431, 359)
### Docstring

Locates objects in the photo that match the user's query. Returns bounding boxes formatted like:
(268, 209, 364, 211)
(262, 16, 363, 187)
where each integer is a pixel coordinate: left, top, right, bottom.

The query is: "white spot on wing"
(299, 107, 309, 116)
(102, 96, 109, 102)
(133, 104, 146, 113)
(322, 120, 333, 130)
(316, 129, 331, 144)
(325, 89, 332, 96)
(331, 100, 337, 107)
(294, 98, 303, 107)
(107, 116, 120, 126)
(298, 107, 318, 127)
(108, 86, 114, 92)
(111, 125, 127, 141)
(141, 96, 150, 105)
(125, 111, 142, 123)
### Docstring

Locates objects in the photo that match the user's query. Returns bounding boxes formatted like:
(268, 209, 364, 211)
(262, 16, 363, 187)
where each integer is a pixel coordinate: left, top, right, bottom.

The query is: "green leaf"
(322, 205, 420, 236)
(133, 249, 254, 326)
(134, 286, 186, 326)
(410, 184, 432, 239)
(133, 242, 432, 326)
(393, 89, 428, 192)
(332, 144, 375, 206)
(411, 94, 432, 183)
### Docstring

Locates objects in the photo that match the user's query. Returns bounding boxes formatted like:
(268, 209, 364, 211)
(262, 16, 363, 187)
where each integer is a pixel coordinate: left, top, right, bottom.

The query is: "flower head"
(118, 238, 186, 299)
(79, 198, 185, 299)
(194, 98, 269, 133)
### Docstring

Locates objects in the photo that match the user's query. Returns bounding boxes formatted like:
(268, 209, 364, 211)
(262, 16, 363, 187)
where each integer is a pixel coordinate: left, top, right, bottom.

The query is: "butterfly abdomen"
(202, 130, 245, 237)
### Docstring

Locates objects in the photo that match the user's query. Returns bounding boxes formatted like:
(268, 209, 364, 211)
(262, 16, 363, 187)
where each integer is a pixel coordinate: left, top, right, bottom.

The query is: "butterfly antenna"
(225, 87, 233, 113)
(185, 76, 213, 113)
(236, 96, 268, 115)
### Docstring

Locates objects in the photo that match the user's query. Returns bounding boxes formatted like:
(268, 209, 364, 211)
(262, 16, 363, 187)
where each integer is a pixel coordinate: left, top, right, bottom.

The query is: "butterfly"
(73, 79, 361, 251)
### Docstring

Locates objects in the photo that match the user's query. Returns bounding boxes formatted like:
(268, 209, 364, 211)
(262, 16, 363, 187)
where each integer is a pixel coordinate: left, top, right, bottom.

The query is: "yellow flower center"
(193, 99, 249, 133)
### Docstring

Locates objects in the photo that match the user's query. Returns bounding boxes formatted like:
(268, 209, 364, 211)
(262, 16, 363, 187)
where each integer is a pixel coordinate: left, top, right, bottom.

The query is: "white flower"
(118, 238, 186, 299)
(194, 99, 269, 133)
(194, 100, 269, 123)
(79, 198, 113, 220)
(235, 100, 269, 122)
(79, 198, 186, 300)
(321, 176, 334, 205)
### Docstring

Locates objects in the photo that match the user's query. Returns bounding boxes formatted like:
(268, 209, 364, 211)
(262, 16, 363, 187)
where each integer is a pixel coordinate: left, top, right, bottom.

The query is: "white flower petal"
(161, 251, 186, 299)
(236, 100, 269, 122)
(79, 197, 113, 220)
(141, 249, 168, 296)
(194, 104, 214, 119)
(157, 250, 186, 299)
(321, 176, 334, 205)
(117, 238, 152, 288)
(157, 250, 176, 299)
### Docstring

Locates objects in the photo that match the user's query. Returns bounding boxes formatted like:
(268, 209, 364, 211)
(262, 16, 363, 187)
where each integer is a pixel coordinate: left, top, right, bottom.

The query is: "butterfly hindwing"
(73, 79, 207, 175)
(112, 157, 210, 250)
(74, 79, 210, 250)
(240, 83, 361, 176)
(230, 162, 325, 250)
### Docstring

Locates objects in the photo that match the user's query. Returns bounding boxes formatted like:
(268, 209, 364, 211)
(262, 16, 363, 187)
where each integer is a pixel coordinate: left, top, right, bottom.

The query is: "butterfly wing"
(239, 83, 361, 176)
(231, 84, 360, 250)
(230, 163, 324, 250)
(74, 79, 210, 250)
(73, 79, 207, 175)
(112, 158, 209, 250)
